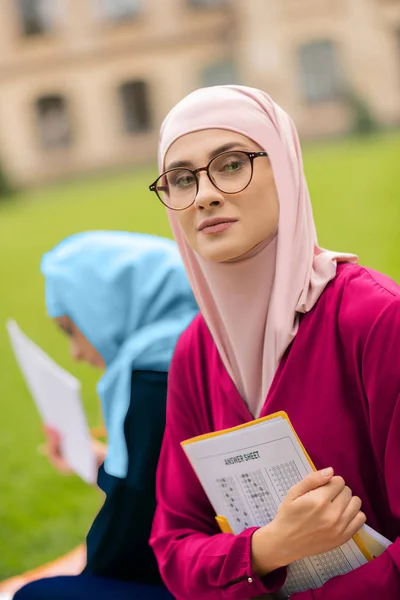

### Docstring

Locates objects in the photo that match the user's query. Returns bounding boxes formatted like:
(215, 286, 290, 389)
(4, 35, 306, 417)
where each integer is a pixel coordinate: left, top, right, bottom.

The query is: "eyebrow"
(165, 142, 251, 171)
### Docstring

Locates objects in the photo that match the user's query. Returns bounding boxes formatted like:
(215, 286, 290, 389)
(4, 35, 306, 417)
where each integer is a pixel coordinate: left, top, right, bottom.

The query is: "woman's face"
(54, 316, 105, 369)
(164, 129, 279, 263)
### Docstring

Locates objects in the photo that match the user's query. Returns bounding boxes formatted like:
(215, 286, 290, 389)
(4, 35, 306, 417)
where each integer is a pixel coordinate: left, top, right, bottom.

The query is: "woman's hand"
(42, 424, 72, 473)
(42, 425, 108, 474)
(251, 468, 366, 576)
(92, 437, 108, 467)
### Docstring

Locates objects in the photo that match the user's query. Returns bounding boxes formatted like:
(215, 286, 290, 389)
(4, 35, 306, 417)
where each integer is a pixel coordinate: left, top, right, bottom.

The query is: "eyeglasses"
(149, 150, 268, 211)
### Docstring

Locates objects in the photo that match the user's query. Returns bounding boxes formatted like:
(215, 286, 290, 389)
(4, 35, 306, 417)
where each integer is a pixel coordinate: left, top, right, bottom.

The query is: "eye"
(216, 153, 247, 176)
(172, 171, 196, 190)
(223, 159, 243, 173)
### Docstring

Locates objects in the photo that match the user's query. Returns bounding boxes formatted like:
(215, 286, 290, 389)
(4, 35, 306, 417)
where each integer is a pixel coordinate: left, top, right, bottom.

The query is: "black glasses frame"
(149, 150, 269, 211)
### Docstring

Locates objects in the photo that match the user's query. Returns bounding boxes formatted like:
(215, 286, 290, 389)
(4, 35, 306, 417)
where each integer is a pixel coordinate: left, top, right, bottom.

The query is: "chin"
(197, 239, 245, 263)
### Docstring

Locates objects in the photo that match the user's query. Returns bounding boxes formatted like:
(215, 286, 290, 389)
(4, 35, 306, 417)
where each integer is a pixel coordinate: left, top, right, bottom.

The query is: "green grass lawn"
(0, 133, 399, 579)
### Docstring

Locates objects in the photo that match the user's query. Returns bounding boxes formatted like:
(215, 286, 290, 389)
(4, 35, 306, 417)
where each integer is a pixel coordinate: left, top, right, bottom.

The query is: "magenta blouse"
(150, 264, 400, 599)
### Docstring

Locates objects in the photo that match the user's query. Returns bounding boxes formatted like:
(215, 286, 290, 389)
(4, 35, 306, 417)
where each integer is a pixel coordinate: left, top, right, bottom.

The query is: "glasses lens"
(210, 151, 252, 194)
(156, 169, 196, 209)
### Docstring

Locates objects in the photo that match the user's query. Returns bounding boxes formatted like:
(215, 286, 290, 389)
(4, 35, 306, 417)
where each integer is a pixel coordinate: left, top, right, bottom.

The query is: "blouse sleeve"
(291, 295, 400, 599)
(150, 348, 286, 599)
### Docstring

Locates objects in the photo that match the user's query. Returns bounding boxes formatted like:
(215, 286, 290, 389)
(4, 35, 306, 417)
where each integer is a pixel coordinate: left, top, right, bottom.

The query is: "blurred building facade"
(0, 0, 399, 186)
(236, 0, 400, 139)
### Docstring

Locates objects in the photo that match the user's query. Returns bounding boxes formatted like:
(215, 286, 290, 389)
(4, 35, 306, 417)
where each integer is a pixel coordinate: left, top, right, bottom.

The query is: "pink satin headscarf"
(158, 85, 357, 417)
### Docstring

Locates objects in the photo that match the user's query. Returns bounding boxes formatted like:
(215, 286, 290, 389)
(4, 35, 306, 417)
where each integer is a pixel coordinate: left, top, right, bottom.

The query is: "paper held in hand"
(6, 320, 97, 484)
(182, 411, 391, 597)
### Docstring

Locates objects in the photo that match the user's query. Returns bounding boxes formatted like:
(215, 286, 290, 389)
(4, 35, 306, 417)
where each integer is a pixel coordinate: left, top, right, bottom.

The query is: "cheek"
(244, 182, 279, 228)
(173, 211, 197, 244)
(79, 339, 93, 360)
(70, 339, 81, 359)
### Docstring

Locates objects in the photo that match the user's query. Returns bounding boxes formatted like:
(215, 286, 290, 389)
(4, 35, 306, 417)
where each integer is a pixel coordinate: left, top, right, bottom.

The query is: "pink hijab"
(158, 85, 357, 418)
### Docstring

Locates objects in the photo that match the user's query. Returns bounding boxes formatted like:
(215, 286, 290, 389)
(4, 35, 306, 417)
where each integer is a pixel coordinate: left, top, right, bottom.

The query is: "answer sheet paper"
(7, 320, 97, 484)
(183, 415, 368, 596)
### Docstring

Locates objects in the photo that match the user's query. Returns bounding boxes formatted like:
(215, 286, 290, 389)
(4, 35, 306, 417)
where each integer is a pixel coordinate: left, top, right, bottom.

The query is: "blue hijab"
(41, 231, 198, 478)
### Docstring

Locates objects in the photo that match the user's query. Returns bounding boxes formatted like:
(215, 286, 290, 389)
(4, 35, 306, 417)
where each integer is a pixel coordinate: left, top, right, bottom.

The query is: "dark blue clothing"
(14, 576, 173, 599)
(15, 370, 170, 599)
(85, 370, 167, 584)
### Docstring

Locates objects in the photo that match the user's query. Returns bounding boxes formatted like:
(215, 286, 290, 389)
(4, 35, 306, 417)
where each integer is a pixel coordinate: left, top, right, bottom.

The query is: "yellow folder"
(183, 410, 383, 561)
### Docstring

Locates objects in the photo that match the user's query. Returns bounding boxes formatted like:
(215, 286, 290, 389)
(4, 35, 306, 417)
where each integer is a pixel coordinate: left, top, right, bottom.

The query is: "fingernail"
(321, 467, 333, 477)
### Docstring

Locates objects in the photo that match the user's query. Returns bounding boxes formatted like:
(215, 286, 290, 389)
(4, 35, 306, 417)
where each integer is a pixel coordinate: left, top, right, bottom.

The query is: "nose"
(194, 171, 225, 210)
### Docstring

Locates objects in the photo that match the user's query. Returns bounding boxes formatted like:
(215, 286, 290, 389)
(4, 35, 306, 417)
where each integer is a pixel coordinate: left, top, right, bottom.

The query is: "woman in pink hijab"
(148, 86, 400, 599)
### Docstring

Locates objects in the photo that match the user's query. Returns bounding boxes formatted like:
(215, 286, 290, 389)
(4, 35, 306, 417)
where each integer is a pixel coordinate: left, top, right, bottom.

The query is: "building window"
(188, 0, 227, 7)
(202, 60, 236, 87)
(93, 0, 141, 22)
(17, 0, 59, 36)
(119, 81, 151, 134)
(35, 95, 72, 150)
(298, 40, 343, 104)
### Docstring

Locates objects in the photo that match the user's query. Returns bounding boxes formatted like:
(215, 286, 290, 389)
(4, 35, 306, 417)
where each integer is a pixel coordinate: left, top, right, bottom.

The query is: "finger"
(49, 456, 73, 474)
(38, 441, 59, 459)
(286, 468, 334, 501)
(49, 430, 62, 445)
(303, 476, 346, 505)
(47, 440, 61, 458)
(322, 476, 346, 502)
(339, 496, 362, 529)
(48, 431, 63, 457)
(43, 424, 60, 438)
(43, 428, 61, 450)
(92, 439, 108, 464)
(341, 511, 366, 542)
(330, 484, 352, 511)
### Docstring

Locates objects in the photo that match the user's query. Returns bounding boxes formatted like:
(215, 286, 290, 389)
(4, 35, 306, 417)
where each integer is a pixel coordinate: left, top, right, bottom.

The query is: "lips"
(198, 217, 238, 232)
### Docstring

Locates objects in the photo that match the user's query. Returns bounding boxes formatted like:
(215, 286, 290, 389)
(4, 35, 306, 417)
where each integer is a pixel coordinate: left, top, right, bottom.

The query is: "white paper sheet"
(183, 415, 368, 596)
(6, 320, 97, 484)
